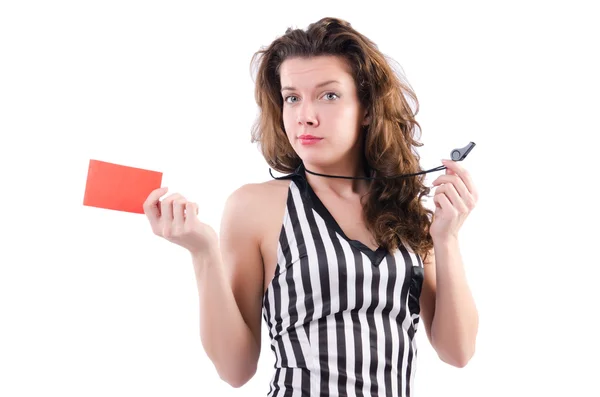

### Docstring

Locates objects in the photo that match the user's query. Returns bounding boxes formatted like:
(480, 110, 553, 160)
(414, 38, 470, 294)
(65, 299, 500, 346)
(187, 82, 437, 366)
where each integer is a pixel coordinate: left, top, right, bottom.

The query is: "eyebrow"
(280, 80, 341, 92)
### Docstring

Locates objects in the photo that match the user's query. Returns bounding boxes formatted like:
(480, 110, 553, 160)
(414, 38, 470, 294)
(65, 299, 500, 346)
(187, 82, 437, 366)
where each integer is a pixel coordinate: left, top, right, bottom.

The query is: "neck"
(303, 159, 371, 198)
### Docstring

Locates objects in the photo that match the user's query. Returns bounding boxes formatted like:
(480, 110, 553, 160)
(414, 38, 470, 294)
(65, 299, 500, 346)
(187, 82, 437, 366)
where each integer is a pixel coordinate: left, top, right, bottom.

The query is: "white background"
(1, 1, 598, 396)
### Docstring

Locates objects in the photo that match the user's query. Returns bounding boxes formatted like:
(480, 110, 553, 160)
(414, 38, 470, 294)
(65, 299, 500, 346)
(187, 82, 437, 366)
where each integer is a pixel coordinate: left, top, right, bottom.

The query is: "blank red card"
(83, 159, 163, 214)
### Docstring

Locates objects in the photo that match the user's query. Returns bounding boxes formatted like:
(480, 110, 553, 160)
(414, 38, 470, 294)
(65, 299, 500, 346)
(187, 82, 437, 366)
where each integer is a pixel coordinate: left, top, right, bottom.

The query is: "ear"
(362, 108, 371, 126)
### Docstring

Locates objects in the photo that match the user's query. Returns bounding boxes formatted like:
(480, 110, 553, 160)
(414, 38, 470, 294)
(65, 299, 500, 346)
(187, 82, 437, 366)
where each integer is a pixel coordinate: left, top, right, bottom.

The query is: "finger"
(185, 202, 199, 217)
(433, 194, 442, 210)
(445, 165, 454, 175)
(434, 191, 454, 214)
(173, 198, 187, 229)
(143, 187, 169, 221)
(443, 160, 476, 196)
(184, 202, 198, 226)
(433, 175, 470, 202)
(435, 184, 467, 213)
(161, 193, 183, 221)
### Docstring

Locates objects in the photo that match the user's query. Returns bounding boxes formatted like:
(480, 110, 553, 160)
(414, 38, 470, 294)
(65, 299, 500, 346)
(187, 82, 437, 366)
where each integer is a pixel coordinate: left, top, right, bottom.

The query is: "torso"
(313, 189, 379, 251)
(256, 178, 378, 295)
(254, 173, 425, 396)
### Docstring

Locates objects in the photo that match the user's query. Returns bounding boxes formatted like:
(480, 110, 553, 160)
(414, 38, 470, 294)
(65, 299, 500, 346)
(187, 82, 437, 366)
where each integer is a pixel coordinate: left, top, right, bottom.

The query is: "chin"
(298, 153, 337, 170)
(293, 141, 349, 170)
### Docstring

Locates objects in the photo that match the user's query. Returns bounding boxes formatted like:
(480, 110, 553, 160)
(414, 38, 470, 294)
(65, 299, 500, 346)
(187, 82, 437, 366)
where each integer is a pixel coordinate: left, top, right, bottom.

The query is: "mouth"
(298, 135, 323, 145)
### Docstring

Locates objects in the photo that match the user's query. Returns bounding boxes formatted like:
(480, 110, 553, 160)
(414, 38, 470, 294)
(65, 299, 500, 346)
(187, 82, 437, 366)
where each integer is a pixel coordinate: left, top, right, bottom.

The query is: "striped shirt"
(262, 172, 425, 397)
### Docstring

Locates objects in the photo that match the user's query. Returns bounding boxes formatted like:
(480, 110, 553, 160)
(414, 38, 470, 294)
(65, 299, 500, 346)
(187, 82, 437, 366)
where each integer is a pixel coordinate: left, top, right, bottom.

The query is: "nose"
(296, 101, 319, 127)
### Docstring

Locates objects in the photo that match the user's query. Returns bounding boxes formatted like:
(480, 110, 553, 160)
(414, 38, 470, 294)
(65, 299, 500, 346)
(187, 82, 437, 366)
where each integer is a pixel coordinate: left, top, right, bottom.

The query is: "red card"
(83, 159, 163, 214)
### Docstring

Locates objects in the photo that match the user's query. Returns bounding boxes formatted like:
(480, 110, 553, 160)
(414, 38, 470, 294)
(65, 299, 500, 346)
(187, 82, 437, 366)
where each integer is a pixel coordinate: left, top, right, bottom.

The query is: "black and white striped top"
(262, 171, 425, 397)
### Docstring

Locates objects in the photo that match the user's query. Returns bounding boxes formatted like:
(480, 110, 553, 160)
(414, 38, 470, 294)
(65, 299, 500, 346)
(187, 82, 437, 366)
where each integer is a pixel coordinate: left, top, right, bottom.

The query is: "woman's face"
(279, 55, 369, 170)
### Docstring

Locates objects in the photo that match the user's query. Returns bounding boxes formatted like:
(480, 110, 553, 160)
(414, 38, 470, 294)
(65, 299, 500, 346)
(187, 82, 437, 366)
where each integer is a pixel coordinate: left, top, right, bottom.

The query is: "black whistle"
(450, 142, 476, 161)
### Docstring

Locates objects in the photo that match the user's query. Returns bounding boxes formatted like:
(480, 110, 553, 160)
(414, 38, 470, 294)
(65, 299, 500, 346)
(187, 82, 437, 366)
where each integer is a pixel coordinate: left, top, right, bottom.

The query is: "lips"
(298, 134, 321, 140)
(298, 135, 323, 145)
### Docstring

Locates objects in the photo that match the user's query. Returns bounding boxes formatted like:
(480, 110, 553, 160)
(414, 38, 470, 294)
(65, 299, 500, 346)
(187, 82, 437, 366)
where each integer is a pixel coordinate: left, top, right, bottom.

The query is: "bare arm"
(193, 184, 265, 387)
(419, 240, 479, 368)
(420, 158, 479, 367)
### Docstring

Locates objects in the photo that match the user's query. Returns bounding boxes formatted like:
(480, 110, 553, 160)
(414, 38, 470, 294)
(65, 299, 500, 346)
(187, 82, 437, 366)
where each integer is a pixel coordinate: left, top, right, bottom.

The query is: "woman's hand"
(430, 160, 479, 243)
(143, 187, 218, 256)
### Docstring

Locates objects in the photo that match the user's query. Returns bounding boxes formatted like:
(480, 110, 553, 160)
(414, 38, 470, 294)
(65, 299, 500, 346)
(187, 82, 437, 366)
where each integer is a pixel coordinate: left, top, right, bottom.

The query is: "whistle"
(450, 142, 476, 161)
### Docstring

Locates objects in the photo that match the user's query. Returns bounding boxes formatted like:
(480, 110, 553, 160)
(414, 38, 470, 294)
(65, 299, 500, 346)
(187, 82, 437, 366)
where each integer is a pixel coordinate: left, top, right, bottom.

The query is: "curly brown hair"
(249, 17, 434, 262)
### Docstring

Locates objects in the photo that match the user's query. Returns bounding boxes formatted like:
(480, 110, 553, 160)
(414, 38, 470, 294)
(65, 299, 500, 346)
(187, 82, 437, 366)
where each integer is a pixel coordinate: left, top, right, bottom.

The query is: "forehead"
(279, 55, 354, 87)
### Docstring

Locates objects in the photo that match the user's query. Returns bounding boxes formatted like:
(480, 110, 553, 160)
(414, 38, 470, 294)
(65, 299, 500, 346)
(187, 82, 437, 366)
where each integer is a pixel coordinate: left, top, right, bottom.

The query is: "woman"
(143, 17, 479, 396)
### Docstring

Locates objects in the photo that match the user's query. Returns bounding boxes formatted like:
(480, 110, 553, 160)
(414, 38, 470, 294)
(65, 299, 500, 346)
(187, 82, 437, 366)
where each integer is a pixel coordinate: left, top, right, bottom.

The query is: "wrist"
(432, 235, 460, 251)
(190, 244, 221, 269)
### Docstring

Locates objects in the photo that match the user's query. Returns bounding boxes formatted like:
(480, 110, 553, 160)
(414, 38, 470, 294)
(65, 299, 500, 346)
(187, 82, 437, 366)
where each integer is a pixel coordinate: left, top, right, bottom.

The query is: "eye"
(283, 92, 339, 104)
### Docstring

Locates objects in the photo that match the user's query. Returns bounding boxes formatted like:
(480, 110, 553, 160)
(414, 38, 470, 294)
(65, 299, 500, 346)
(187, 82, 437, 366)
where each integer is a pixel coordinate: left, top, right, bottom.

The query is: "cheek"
(332, 105, 359, 124)
(283, 107, 298, 126)
(281, 109, 294, 137)
(332, 107, 361, 136)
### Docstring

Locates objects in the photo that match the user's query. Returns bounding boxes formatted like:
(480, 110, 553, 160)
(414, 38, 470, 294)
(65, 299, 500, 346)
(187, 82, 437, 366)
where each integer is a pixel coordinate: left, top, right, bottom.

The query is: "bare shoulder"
(223, 179, 291, 224)
(220, 178, 291, 270)
(227, 178, 291, 199)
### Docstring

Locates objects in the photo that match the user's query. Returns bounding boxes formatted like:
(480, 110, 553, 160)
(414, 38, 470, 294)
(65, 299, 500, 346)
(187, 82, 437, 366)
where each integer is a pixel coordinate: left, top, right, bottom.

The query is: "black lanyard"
(270, 142, 475, 181)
